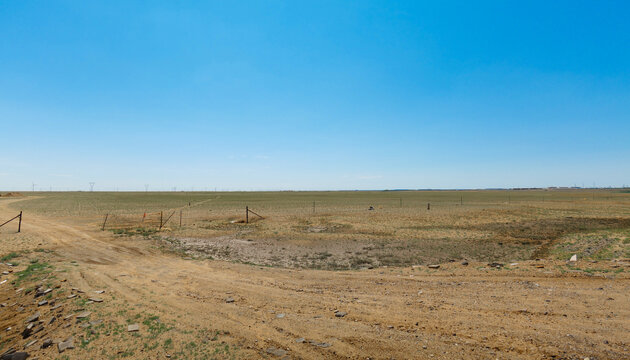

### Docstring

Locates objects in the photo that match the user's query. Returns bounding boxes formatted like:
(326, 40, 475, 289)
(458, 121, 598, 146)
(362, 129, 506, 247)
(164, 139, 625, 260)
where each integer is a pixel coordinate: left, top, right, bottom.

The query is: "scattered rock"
(89, 319, 103, 326)
(24, 340, 37, 348)
(488, 263, 504, 268)
(25, 313, 40, 323)
(225, 297, 235, 303)
(334, 311, 347, 318)
(94, 290, 105, 294)
(295, 338, 305, 343)
(569, 254, 578, 262)
(21, 323, 34, 339)
(307, 340, 332, 348)
(66, 295, 76, 299)
(1, 352, 29, 360)
(41, 339, 52, 349)
(88, 298, 103, 303)
(75, 311, 91, 319)
(57, 337, 74, 353)
(37, 300, 47, 307)
(461, 261, 468, 266)
(276, 313, 285, 319)
(127, 324, 139, 332)
(427, 265, 440, 269)
(265, 347, 287, 357)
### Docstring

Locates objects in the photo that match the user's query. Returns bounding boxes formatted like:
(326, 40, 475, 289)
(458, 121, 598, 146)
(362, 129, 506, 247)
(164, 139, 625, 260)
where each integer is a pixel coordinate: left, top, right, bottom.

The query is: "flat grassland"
(0, 190, 629, 360)
(11, 189, 630, 268)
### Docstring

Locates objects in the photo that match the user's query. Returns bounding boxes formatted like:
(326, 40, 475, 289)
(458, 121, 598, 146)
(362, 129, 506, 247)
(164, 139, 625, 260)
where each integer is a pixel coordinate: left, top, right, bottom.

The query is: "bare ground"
(0, 197, 629, 359)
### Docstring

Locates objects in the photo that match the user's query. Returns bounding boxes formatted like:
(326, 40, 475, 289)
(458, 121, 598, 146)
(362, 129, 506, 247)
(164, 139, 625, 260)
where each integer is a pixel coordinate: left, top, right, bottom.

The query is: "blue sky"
(1, 1, 629, 191)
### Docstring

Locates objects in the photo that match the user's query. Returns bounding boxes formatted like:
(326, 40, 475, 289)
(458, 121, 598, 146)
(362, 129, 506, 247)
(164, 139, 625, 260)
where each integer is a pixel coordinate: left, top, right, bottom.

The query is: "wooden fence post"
(427, 203, 430, 210)
(179, 210, 182, 228)
(18, 211, 22, 233)
(102, 213, 109, 231)
(246, 206, 249, 224)
(159, 211, 163, 230)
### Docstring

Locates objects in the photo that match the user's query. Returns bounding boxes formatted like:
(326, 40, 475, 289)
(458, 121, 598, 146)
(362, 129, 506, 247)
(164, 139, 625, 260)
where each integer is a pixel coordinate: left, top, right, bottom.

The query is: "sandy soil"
(0, 197, 628, 359)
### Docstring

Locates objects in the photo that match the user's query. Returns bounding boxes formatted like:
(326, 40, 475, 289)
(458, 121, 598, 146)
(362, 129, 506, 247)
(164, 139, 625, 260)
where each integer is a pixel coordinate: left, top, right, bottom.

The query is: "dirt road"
(0, 197, 628, 359)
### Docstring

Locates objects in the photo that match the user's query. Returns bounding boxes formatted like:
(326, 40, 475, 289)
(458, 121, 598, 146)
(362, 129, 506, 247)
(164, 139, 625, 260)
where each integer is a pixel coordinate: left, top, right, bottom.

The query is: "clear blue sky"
(1, 1, 629, 191)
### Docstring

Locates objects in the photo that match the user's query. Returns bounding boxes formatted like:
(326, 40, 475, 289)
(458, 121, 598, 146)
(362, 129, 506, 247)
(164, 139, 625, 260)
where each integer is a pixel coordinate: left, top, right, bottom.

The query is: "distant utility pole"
(144, 184, 149, 192)
(31, 183, 36, 192)
(89, 182, 95, 192)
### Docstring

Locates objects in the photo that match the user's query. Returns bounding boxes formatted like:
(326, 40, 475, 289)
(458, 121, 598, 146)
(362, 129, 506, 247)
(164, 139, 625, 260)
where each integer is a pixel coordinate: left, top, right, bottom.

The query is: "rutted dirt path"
(0, 198, 629, 359)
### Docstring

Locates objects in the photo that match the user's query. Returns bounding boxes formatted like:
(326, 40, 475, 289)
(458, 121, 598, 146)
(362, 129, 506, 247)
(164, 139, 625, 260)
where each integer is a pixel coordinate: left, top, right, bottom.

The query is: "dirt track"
(0, 197, 629, 359)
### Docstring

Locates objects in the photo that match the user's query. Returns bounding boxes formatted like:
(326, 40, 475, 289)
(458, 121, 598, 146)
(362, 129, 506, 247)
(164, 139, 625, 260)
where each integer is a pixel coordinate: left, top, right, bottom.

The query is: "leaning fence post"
(102, 213, 108, 231)
(179, 210, 182, 228)
(18, 211, 22, 233)
(246, 206, 249, 224)
(159, 211, 163, 230)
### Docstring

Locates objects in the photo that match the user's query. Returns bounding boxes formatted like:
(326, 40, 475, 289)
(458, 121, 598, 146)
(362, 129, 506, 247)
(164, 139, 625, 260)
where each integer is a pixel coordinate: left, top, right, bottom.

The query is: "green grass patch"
(14, 261, 52, 285)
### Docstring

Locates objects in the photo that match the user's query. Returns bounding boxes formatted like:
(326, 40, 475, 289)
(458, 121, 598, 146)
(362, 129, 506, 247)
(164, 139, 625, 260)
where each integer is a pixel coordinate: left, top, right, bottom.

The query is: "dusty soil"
(0, 197, 629, 359)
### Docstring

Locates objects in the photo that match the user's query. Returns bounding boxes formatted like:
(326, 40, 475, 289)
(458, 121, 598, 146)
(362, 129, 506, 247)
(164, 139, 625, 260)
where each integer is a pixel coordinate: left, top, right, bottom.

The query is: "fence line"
(0, 211, 22, 233)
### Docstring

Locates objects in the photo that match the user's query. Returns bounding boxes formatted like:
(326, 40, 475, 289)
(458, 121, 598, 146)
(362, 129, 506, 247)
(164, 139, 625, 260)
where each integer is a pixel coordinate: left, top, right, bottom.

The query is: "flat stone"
(334, 311, 347, 318)
(265, 347, 287, 357)
(569, 254, 578, 262)
(88, 297, 103, 303)
(41, 339, 53, 348)
(57, 337, 74, 353)
(75, 311, 91, 319)
(94, 290, 105, 294)
(24, 339, 37, 348)
(295, 338, 305, 343)
(21, 323, 34, 338)
(37, 300, 47, 306)
(225, 297, 235, 303)
(1, 352, 29, 360)
(50, 304, 61, 311)
(25, 312, 40, 323)
(427, 265, 440, 269)
(89, 319, 103, 326)
(276, 313, 285, 319)
(127, 324, 139, 332)
(66, 294, 76, 299)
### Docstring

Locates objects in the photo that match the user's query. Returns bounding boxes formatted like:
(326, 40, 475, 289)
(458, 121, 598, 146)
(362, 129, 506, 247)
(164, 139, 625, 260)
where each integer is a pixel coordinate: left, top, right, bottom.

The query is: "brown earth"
(0, 197, 629, 359)
(0, 192, 23, 198)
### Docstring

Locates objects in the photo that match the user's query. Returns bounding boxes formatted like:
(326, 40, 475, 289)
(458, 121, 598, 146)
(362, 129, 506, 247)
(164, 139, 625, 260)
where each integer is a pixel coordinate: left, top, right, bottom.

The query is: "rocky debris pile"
(0, 262, 114, 358)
